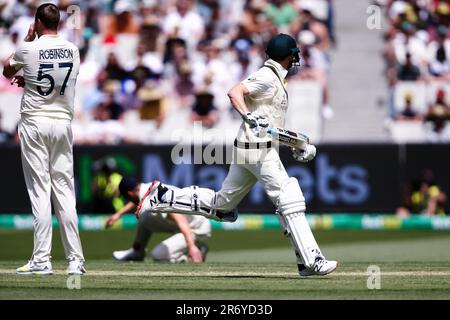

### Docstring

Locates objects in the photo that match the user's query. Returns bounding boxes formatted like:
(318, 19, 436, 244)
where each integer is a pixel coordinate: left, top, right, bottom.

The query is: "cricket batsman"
(2, 3, 85, 275)
(138, 33, 338, 277)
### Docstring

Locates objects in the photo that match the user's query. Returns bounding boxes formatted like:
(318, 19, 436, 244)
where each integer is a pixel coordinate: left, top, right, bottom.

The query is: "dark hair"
(436, 46, 447, 63)
(420, 169, 435, 185)
(35, 3, 60, 30)
(118, 177, 139, 196)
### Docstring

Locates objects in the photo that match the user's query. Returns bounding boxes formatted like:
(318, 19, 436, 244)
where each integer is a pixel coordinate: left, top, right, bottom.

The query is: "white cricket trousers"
(215, 146, 290, 211)
(19, 116, 84, 263)
(137, 212, 211, 263)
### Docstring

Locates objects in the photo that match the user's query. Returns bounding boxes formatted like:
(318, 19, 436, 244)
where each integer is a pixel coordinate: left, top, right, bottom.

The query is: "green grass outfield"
(1, 229, 450, 299)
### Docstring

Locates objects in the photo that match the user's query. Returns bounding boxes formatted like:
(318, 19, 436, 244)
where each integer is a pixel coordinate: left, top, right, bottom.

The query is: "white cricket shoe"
(113, 248, 145, 262)
(299, 259, 339, 277)
(67, 260, 86, 275)
(16, 260, 53, 275)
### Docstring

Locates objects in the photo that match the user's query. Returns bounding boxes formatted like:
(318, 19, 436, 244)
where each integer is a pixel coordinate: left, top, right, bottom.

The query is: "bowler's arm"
(2, 53, 20, 79)
(3, 23, 35, 79)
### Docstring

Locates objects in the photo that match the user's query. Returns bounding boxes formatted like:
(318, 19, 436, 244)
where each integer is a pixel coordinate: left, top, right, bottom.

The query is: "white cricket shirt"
(238, 59, 289, 143)
(10, 34, 80, 120)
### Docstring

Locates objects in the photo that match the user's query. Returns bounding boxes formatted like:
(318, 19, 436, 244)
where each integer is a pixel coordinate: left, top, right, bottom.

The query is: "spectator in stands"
(383, 27, 398, 82)
(190, 88, 219, 128)
(397, 52, 421, 81)
(393, 21, 428, 70)
(263, 0, 298, 32)
(0, 0, 337, 145)
(241, 0, 272, 35)
(105, 52, 128, 81)
(192, 39, 230, 110)
(428, 25, 450, 79)
(83, 3, 100, 38)
(428, 2, 450, 40)
(428, 24, 450, 55)
(119, 65, 150, 111)
(162, 0, 205, 49)
(397, 169, 447, 217)
(7, 2, 34, 40)
(229, 25, 262, 81)
(229, 50, 252, 83)
(85, 104, 126, 144)
(164, 37, 187, 67)
(295, 8, 330, 52)
(174, 62, 196, 107)
(77, 47, 102, 87)
(103, 0, 140, 37)
(382, 0, 450, 142)
(0, 31, 18, 62)
(93, 79, 124, 121)
(396, 92, 422, 121)
(83, 70, 111, 113)
(325, 0, 336, 46)
(230, 24, 254, 54)
(137, 81, 167, 128)
(138, 4, 164, 40)
(197, 22, 216, 52)
(424, 88, 450, 142)
(428, 44, 450, 78)
(296, 30, 333, 119)
(197, 0, 220, 27)
(0, 0, 29, 27)
(298, 30, 329, 72)
(125, 41, 163, 79)
(229, 25, 263, 82)
(0, 112, 13, 144)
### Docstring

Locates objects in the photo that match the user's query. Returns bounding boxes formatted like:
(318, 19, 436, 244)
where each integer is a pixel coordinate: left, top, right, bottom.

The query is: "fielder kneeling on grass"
(105, 177, 211, 263)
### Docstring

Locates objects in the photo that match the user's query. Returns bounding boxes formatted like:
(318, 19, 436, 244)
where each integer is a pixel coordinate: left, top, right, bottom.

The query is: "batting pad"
(152, 186, 216, 220)
(278, 178, 323, 268)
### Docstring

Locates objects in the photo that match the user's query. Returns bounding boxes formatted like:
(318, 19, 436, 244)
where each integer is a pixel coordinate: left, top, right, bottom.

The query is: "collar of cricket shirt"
(265, 59, 288, 81)
(39, 34, 60, 39)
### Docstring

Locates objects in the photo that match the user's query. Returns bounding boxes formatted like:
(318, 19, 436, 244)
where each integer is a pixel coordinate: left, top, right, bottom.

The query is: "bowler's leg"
(19, 120, 53, 264)
(49, 123, 84, 263)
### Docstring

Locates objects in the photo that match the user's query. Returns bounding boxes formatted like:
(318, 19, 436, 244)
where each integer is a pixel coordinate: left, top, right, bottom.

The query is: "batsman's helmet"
(265, 33, 300, 62)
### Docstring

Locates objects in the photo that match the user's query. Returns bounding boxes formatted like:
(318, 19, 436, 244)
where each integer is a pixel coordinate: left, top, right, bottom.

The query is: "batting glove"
(292, 144, 316, 162)
(243, 112, 269, 137)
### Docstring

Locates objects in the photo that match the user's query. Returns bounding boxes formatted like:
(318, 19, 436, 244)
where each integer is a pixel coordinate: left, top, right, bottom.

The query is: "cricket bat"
(266, 127, 310, 150)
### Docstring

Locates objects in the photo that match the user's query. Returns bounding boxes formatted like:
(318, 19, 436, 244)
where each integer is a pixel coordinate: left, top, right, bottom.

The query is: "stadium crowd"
(380, 0, 450, 142)
(0, 0, 335, 144)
